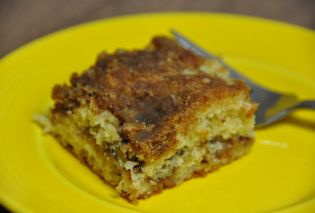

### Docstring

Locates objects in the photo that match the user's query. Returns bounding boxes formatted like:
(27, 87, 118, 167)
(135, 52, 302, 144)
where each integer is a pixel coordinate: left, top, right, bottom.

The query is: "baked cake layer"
(37, 36, 257, 202)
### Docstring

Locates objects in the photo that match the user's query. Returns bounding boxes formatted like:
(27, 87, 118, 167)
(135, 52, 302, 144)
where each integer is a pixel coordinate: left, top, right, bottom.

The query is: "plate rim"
(0, 11, 314, 63)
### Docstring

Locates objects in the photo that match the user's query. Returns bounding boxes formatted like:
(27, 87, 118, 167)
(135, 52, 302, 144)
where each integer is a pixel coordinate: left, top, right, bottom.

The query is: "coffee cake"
(36, 36, 257, 202)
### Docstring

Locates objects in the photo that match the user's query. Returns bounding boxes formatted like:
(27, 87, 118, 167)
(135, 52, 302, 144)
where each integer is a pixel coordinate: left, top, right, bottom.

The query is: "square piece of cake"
(37, 37, 257, 202)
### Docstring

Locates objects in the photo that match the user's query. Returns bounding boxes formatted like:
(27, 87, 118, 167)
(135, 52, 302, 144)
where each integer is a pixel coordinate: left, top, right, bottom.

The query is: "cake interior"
(36, 92, 255, 201)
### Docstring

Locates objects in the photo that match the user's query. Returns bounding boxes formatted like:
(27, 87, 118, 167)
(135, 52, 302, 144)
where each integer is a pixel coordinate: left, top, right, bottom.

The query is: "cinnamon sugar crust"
(51, 36, 253, 161)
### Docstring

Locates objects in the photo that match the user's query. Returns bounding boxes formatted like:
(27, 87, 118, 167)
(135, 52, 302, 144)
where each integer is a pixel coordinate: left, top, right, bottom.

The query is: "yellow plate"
(0, 12, 315, 213)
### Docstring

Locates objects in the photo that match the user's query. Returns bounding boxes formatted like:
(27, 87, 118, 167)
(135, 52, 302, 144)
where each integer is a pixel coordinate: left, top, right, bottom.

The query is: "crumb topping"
(51, 36, 251, 160)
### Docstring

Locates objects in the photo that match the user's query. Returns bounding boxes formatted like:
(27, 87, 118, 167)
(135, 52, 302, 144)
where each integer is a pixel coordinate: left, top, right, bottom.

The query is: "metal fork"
(171, 30, 315, 128)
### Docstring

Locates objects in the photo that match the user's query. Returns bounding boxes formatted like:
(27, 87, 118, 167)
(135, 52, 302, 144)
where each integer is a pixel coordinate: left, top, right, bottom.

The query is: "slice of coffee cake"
(37, 36, 257, 202)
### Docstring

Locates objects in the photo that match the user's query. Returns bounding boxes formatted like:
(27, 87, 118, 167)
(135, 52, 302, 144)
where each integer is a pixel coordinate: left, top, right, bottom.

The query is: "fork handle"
(295, 100, 315, 109)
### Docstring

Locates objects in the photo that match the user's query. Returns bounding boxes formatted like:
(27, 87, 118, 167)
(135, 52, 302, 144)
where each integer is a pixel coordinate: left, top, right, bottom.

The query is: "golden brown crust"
(51, 36, 251, 161)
